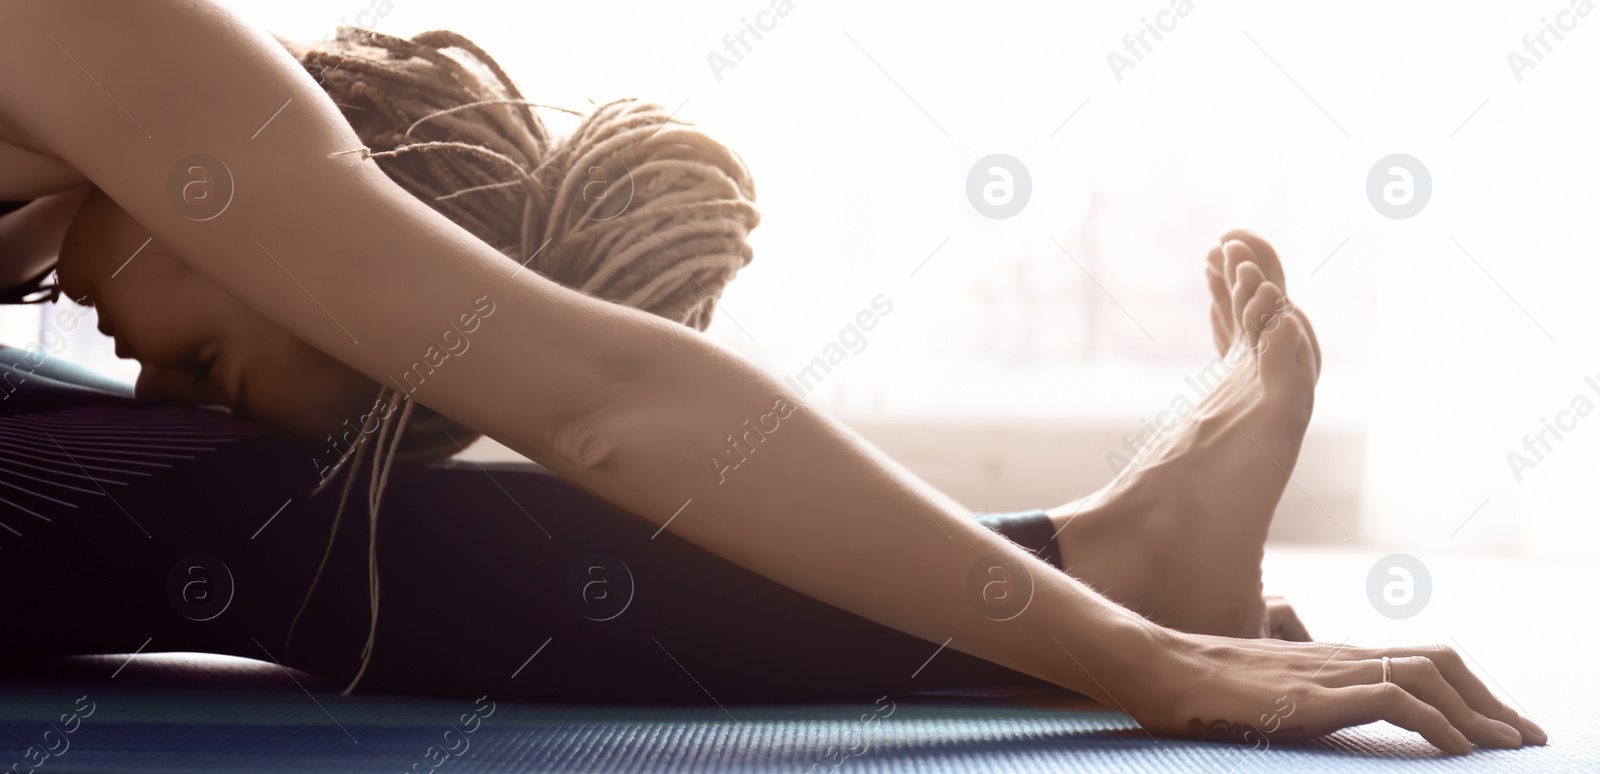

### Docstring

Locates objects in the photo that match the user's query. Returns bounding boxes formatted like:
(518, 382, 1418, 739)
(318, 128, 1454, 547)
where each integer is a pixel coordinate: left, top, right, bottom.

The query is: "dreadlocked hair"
(270, 26, 760, 696)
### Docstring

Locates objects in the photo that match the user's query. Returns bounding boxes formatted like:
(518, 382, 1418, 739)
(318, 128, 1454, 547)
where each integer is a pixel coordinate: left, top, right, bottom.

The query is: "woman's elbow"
(541, 410, 623, 472)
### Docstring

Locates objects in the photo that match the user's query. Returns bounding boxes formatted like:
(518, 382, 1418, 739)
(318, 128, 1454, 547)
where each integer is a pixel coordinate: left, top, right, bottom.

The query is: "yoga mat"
(1, 678, 1593, 773)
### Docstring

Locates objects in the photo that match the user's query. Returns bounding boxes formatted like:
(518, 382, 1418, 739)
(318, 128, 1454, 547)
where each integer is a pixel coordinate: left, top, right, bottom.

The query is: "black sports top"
(0, 198, 62, 304)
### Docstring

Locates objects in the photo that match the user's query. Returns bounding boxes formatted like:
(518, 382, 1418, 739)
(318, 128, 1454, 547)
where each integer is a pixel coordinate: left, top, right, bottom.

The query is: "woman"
(0, 0, 1542, 754)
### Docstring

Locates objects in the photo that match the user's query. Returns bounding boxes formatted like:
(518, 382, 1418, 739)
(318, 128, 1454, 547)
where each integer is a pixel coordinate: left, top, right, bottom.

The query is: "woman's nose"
(133, 365, 229, 409)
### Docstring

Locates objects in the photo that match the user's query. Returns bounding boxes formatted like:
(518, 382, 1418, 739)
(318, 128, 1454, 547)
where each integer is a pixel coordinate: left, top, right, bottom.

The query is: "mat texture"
(1, 672, 1593, 773)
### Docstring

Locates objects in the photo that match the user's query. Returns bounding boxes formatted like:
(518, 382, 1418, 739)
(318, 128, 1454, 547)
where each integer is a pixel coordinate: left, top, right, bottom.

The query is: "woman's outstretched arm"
(0, 0, 1541, 751)
(0, 0, 1160, 694)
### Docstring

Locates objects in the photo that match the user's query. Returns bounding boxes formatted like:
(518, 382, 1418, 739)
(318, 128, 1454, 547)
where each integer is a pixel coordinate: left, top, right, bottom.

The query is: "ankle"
(1049, 498, 1132, 572)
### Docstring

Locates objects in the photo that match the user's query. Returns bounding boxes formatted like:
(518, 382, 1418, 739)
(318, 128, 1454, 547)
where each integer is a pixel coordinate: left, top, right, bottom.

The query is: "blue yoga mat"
(1, 677, 1592, 773)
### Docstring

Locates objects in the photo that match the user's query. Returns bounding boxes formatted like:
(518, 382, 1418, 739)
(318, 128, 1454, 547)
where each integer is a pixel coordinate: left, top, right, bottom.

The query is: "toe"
(1221, 239, 1258, 287)
(1221, 230, 1322, 374)
(1259, 315, 1317, 423)
(1240, 278, 1287, 352)
(1220, 230, 1287, 289)
(1230, 262, 1268, 342)
(1251, 289, 1316, 394)
(1206, 243, 1227, 276)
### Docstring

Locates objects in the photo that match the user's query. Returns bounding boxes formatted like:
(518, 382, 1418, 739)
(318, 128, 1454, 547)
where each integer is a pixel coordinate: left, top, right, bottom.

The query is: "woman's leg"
(0, 363, 1055, 704)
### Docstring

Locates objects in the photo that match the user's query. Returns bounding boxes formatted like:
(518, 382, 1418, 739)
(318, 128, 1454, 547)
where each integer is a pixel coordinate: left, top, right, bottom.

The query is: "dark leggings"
(0, 346, 1069, 704)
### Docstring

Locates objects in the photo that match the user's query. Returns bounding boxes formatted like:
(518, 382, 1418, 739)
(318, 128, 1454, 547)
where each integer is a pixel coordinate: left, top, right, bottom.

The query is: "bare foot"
(1047, 251, 1317, 639)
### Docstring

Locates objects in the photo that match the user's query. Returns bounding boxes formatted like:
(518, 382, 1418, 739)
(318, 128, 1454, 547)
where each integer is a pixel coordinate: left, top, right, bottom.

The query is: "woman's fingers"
(1161, 636, 1546, 756)
(1375, 645, 1548, 745)
(1323, 683, 1472, 755)
(1381, 657, 1524, 748)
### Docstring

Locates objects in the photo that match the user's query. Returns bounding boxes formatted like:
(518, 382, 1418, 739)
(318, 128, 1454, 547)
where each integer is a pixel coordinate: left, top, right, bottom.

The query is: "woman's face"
(54, 186, 378, 442)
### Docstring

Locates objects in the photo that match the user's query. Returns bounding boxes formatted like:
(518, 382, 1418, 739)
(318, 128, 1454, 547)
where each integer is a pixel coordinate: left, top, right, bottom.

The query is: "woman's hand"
(1126, 631, 1547, 754)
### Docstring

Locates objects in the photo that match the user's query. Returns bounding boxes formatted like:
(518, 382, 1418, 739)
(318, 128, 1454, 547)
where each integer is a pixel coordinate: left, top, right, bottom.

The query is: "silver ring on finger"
(1381, 655, 1392, 685)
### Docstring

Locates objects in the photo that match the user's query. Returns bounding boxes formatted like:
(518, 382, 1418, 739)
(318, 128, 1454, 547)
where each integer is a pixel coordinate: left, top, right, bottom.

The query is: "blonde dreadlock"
(272, 26, 760, 696)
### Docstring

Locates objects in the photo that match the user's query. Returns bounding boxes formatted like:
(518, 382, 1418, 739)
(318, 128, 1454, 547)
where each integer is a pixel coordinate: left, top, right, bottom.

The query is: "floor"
(2, 547, 1593, 772)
